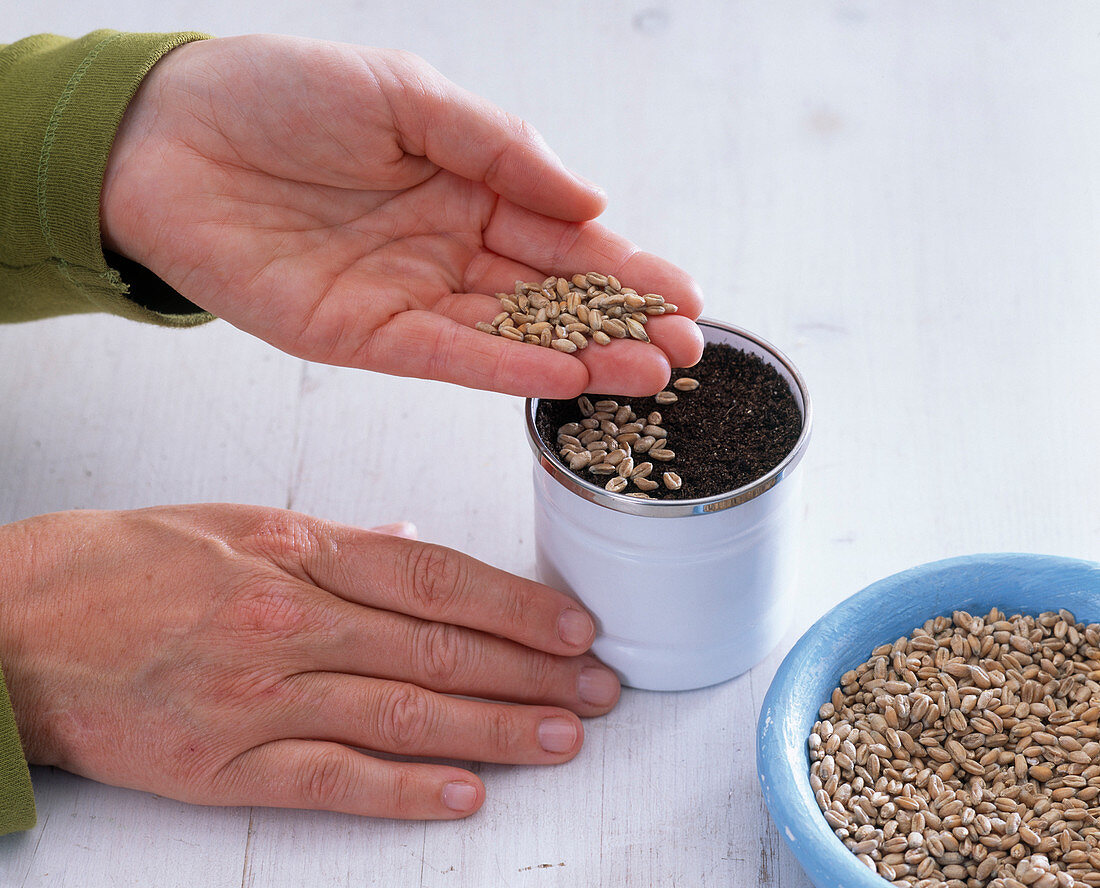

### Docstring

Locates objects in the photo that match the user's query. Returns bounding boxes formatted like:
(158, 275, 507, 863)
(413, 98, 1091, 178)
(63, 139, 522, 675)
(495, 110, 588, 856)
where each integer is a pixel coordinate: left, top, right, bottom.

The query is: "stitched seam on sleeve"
(35, 31, 127, 288)
(0, 255, 116, 280)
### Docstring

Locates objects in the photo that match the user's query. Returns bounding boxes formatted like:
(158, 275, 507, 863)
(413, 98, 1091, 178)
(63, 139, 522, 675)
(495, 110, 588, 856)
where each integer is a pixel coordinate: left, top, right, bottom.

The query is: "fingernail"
(442, 781, 478, 812)
(557, 608, 594, 647)
(538, 716, 578, 754)
(577, 666, 620, 707)
(371, 521, 418, 539)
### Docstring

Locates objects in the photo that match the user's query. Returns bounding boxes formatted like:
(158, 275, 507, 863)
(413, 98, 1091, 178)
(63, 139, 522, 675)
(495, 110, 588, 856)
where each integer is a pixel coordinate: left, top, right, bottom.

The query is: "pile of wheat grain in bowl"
(809, 608, 1100, 888)
(475, 273, 677, 352)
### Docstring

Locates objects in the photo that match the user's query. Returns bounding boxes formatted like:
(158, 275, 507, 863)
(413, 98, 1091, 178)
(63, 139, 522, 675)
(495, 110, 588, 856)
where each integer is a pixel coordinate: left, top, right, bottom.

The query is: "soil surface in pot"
(534, 342, 802, 500)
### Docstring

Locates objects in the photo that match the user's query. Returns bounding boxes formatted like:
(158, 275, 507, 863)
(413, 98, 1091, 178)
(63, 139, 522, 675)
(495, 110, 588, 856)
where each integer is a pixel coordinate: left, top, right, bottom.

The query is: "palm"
(102, 35, 703, 396)
(164, 159, 501, 370)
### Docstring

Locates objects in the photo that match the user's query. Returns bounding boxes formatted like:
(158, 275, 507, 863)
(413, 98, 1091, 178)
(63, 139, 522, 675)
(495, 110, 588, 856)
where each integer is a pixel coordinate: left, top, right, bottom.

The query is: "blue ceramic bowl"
(756, 553, 1100, 888)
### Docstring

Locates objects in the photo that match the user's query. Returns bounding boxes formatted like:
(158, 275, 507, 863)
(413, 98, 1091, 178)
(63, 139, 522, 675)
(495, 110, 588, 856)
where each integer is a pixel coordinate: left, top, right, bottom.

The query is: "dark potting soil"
(534, 342, 803, 500)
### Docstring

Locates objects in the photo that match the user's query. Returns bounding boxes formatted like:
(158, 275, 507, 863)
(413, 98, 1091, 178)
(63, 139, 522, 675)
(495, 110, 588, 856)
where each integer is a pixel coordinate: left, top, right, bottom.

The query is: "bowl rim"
(755, 552, 1100, 888)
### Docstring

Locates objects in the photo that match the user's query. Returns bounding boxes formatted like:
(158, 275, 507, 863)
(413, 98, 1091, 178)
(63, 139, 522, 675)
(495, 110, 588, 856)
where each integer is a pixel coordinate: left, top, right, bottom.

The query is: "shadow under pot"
(525, 318, 812, 691)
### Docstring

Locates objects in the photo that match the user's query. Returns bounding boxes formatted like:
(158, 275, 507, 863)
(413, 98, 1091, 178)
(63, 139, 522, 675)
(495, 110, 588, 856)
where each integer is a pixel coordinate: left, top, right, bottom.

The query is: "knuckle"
(379, 49, 441, 105)
(486, 707, 520, 760)
(384, 48, 427, 71)
(511, 115, 541, 146)
(404, 544, 468, 614)
(551, 220, 586, 267)
(387, 765, 422, 819)
(225, 578, 315, 641)
(423, 324, 461, 386)
(482, 114, 526, 186)
(241, 511, 332, 568)
(247, 513, 313, 558)
(239, 511, 341, 586)
(501, 582, 536, 634)
(477, 110, 543, 189)
(524, 652, 561, 701)
(376, 683, 436, 750)
(300, 746, 355, 809)
(487, 345, 516, 393)
(417, 622, 471, 689)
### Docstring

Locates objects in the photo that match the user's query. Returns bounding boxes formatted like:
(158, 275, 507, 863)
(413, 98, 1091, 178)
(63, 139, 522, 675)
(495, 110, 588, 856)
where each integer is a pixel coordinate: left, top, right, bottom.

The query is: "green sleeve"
(0, 30, 219, 836)
(0, 659, 34, 834)
(0, 30, 214, 325)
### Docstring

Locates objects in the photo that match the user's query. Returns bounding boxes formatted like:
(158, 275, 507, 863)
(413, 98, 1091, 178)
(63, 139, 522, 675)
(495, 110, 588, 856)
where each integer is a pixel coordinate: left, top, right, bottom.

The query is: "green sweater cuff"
(0, 659, 34, 835)
(0, 30, 215, 326)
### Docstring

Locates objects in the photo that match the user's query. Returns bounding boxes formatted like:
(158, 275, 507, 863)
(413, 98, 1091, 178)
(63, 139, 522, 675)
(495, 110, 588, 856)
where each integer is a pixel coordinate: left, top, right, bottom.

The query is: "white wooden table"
(3, 2, 1099, 885)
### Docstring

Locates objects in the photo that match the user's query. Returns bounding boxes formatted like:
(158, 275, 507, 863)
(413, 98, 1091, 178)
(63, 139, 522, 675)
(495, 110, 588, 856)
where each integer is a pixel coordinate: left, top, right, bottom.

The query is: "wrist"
(99, 54, 164, 258)
(0, 515, 51, 764)
(100, 38, 207, 259)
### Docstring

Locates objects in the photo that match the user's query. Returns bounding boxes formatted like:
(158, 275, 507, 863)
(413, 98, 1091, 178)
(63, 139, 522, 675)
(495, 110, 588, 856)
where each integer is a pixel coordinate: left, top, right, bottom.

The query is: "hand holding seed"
(0, 505, 620, 820)
(101, 35, 704, 398)
(476, 273, 705, 394)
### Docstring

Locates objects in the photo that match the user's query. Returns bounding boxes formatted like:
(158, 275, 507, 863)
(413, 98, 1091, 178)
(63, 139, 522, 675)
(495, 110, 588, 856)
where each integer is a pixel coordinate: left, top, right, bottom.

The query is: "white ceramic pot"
(525, 319, 812, 691)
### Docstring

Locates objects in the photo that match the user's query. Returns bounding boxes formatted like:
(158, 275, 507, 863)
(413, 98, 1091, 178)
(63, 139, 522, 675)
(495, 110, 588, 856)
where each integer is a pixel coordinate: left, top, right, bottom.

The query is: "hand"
(0, 505, 620, 819)
(100, 35, 704, 398)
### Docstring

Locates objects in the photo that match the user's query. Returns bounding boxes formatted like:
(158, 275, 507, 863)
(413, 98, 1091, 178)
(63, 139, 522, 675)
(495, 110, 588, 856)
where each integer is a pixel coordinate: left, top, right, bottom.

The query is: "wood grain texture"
(2, 1, 1099, 885)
